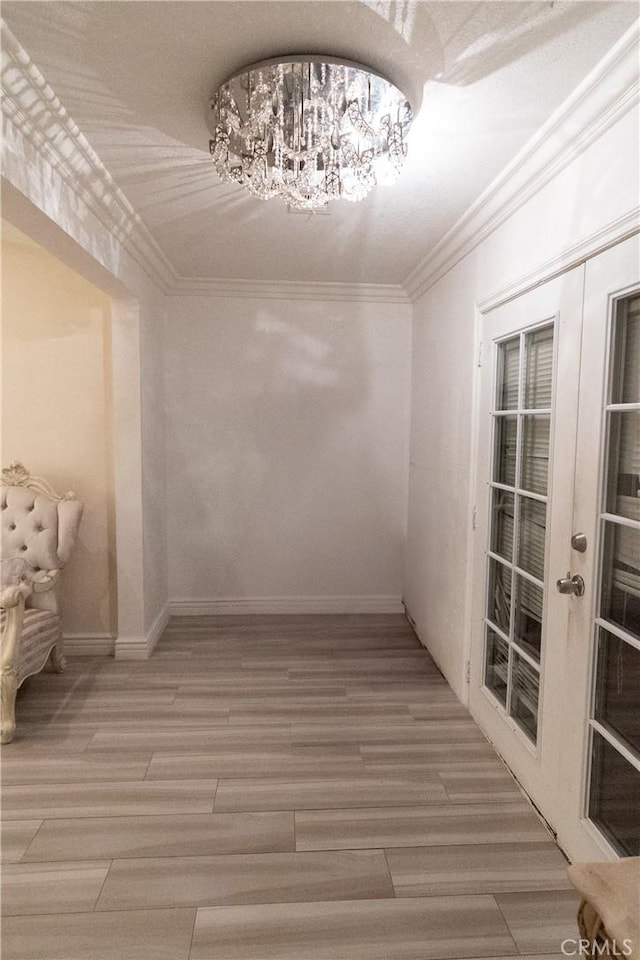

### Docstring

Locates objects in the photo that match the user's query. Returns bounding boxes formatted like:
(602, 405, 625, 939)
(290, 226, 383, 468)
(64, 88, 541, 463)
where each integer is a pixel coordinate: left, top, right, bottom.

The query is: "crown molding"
(168, 276, 410, 304)
(0, 21, 177, 294)
(477, 208, 640, 314)
(404, 20, 640, 303)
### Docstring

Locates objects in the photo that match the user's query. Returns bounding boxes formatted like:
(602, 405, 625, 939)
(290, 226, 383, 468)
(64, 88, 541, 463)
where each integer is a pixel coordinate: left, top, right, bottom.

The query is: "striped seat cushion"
(0, 607, 60, 684)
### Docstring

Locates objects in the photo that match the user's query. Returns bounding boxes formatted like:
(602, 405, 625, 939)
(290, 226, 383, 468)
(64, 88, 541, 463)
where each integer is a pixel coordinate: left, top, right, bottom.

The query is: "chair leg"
(1, 668, 18, 744)
(49, 641, 67, 673)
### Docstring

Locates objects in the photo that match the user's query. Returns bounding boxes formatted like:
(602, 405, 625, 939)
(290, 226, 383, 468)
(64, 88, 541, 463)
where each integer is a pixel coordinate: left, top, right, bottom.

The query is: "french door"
(469, 234, 639, 862)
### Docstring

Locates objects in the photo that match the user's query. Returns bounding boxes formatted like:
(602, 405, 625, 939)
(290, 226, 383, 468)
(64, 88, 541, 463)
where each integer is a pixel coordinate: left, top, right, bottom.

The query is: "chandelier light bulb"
(208, 56, 413, 209)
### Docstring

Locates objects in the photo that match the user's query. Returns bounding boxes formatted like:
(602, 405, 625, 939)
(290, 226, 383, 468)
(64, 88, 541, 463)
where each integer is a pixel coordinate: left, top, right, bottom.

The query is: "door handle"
(556, 572, 585, 597)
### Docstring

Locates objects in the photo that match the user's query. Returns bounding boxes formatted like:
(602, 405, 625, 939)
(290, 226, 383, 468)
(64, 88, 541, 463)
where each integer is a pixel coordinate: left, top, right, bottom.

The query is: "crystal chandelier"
(208, 56, 412, 210)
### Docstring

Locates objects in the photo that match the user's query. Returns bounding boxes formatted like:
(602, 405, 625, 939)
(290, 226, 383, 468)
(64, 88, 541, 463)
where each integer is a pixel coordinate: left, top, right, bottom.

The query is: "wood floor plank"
(385, 841, 572, 896)
(356, 719, 486, 742)
(175, 687, 347, 703)
(17, 704, 231, 725)
(1, 779, 218, 819)
(1, 908, 196, 960)
(0, 754, 151, 785)
(145, 745, 364, 780)
(495, 891, 582, 954)
(22, 812, 295, 862)
(96, 850, 394, 911)
(1, 728, 98, 753)
(439, 769, 523, 803)
(1, 820, 43, 863)
(295, 803, 550, 850)
(215, 775, 448, 812)
(190, 896, 517, 959)
(291, 719, 473, 745)
(361, 742, 497, 764)
(88, 725, 293, 752)
(228, 703, 413, 724)
(408, 701, 471, 720)
(2, 860, 110, 915)
(17, 688, 178, 706)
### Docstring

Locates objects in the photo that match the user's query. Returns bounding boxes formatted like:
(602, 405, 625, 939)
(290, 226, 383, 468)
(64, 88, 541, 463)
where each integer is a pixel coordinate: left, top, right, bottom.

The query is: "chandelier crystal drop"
(208, 56, 413, 209)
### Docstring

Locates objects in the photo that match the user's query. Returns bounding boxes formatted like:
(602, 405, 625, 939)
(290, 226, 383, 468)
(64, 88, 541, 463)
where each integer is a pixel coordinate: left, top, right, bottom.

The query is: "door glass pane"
(606, 411, 640, 520)
(611, 293, 640, 404)
(498, 337, 520, 410)
(491, 490, 514, 562)
(588, 287, 640, 856)
(521, 415, 550, 495)
(588, 731, 640, 856)
(594, 629, 640, 754)
(494, 416, 517, 487)
(487, 558, 512, 634)
(485, 629, 509, 706)
(524, 326, 554, 409)
(600, 522, 640, 638)
(510, 652, 539, 743)
(514, 575, 543, 661)
(484, 323, 553, 744)
(518, 498, 546, 581)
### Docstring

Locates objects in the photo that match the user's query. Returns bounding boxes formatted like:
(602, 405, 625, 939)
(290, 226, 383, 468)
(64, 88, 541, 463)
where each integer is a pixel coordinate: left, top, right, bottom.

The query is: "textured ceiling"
(2, 1, 638, 286)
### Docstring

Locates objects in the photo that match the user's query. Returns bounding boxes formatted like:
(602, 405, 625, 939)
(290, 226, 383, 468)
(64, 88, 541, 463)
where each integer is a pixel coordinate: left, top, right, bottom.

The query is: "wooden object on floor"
(568, 857, 640, 960)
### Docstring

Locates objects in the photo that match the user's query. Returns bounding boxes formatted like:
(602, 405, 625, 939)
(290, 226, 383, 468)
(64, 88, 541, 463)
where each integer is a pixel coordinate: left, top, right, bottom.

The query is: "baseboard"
(169, 595, 404, 616)
(67, 599, 402, 657)
(114, 636, 150, 660)
(146, 602, 171, 656)
(114, 602, 170, 660)
(63, 633, 114, 656)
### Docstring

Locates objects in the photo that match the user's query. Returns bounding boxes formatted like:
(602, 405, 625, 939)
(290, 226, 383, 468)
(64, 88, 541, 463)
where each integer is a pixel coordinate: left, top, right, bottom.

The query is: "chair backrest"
(1, 462, 83, 611)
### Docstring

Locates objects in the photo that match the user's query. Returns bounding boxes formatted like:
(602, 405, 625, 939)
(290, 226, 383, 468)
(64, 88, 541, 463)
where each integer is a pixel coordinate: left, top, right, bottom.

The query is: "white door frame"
(468, 267, 585, 837)
(467, 234, 640, 862)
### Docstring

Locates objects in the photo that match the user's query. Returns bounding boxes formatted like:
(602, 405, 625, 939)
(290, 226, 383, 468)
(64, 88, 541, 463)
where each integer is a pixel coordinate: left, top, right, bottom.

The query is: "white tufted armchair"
(1, 462, 84, 744)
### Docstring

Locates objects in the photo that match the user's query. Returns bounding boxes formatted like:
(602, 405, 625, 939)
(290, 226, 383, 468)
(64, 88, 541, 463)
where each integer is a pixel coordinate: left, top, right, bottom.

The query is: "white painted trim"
(404, 21, 640, 303)
(110, 299, 147, 649)
(146, 602, 171, 656)
(169, 596, 404, 616)
(114, 636, 150, 660)
(478, 209, 640, 313)
(459, 304, 484, 706)
(113, 602, 170, 659)
(0, 21, 177, 294)
(63, 634, 114, 656)
(167, 278, 409, 304)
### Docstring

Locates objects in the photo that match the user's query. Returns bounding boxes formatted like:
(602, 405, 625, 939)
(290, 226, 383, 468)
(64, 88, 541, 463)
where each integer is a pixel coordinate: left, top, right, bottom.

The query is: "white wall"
(2, 92, 169, 652)
(165, 296, 411, 609)
(404, 105, 639, 700)
(140, 294, 168, 632)
(1, 231, 117, 640)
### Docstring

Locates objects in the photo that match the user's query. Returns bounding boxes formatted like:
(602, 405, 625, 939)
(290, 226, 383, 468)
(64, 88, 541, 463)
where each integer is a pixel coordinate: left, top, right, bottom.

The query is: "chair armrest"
(1, 588, 27, 677)
(0, 588, 27, 744)
(0, 582, 32, 609)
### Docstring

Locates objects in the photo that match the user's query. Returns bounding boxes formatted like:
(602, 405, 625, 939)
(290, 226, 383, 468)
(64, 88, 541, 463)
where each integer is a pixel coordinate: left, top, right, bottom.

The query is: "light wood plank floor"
(1, 615, 579, 960)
